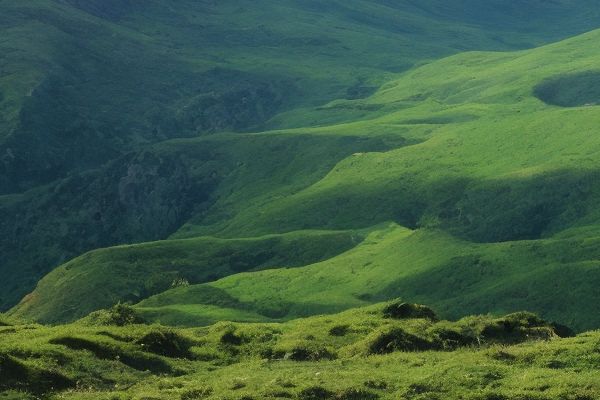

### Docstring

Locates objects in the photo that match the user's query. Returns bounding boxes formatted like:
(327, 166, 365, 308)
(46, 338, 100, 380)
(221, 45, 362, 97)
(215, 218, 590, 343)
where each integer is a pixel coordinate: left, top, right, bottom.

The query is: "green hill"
(2, 0, 600, 312)
(12, 27, 600, 331)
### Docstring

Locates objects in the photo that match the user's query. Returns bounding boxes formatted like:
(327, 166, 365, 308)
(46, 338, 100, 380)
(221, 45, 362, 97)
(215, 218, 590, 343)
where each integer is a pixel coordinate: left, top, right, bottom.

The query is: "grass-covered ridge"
(4, 301, 599, 399)
(9, 229, 363, 324)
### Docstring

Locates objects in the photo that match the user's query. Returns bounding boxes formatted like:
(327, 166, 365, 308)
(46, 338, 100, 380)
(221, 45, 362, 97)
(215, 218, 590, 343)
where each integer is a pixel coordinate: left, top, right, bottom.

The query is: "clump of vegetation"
(329, 325, 350, 337)
(480, 312, 556, 344)
(180, 386, 213, 400)
(83, 303, 145, 326)
(336, 388, 379, 400)
(135, 328, 193, 358)
(277, 343, 337, 361)
(220, 327, 245, 346)
(367, 328, 434, 354)
(382, 301, 438, 321)
(428, 326, 478, 350)
(298, 386, 334, 400)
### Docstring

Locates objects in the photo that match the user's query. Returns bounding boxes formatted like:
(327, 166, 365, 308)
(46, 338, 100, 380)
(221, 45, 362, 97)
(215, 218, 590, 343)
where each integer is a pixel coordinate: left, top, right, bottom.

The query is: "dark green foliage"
(335, 388, 378, 400)
(220, 329, 244, 346)
(180, 387, 213, 400)
(480, 312, 557, 344)
(382, 302, 438, 321)
(367, 328, 435, 354)
(283, 345, 337, 362)
(363, 380, 389, 390)
(430, 327, 478, 350)
(298, 387, 334, 400)
(328, 325, 350, 337)
(135, 328, 193, 358)
(86, 303, 145, 327)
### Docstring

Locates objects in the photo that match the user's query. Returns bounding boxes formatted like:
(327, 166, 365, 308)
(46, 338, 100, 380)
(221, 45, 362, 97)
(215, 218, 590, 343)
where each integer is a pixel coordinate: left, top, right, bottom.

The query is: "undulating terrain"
(3, 1, 600, 399)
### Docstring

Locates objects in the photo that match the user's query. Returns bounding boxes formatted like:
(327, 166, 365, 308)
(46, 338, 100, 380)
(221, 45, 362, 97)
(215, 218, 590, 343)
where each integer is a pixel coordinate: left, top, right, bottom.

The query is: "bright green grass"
(135, 223, 600, 331)
(0, 302, 597, 399)
(8, 229, 363, 324)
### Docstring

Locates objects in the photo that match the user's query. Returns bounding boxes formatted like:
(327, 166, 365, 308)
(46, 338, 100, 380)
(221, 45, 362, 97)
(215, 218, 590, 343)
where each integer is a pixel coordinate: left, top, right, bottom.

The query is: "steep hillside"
(14, 28, 600, 329)
(2, 0, 600, 312)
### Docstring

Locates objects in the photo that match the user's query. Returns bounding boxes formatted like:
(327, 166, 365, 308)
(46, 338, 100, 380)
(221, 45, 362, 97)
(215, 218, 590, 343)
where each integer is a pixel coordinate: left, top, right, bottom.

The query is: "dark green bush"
(368, 328, 434, 354)
(298, 386, 334, 400)
(382, 302, 437, 321)
(86, 303, 145, 326)
(329, 325, 350, 337)
(181, 386, 213, 400)
(284, 345, 336, 361)
(335, 388, 378, 400)
(136, 328, 193, 358)
(363, 380, 388, 390)
(430, 327, 477, 349)
(220, 329, 244, 346)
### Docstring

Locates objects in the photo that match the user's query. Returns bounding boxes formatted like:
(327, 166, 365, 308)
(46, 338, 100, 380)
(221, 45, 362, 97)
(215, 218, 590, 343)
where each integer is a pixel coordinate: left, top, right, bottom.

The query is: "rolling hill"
(2, 0, 600, 312)
(11, 26, 600, 332)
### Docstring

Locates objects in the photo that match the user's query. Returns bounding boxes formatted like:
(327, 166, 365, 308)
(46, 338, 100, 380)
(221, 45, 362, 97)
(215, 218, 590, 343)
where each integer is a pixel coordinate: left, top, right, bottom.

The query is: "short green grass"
(1, 301, 598, 399)
(9, 229, 363, 324)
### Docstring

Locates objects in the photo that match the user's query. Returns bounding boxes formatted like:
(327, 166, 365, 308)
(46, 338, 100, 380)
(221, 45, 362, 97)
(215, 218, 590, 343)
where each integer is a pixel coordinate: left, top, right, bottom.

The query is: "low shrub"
(85, 303, 145, 326)
(480, 313, 557, 344)
(329, 325, 350, 337)
(430, 327, 477, 350)
(180, 386, 213, 400)
(382, 302, 437, 321)
(298, 386, 334, 400)
(367, 328, 435, 354)
(335, 388, 378, 400)
(136, 328, 193, 358)
(283, 344, 336, 361)
(220, 328, 244, 346)
(363, 380, 388, 390)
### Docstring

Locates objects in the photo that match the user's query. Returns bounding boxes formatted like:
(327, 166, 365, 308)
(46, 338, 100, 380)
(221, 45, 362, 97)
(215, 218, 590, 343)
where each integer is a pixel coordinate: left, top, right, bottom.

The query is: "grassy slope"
(13, 28, 600, 328)
(141, 224, 600, 331)
(2, 302, 598, 399)
(7, 0, 594, 191)
(9, 229, 363, 324)
(3, 0, 600, 312)
(9, 3, 600, 330)
(0, 130, 401, 310)
(102, 29, 600, 331)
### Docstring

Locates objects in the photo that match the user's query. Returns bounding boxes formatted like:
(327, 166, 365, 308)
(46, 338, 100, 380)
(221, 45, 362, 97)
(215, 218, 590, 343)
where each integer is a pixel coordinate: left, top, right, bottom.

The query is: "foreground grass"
(1, 302, 597, 399)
